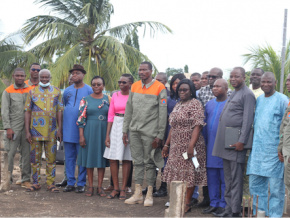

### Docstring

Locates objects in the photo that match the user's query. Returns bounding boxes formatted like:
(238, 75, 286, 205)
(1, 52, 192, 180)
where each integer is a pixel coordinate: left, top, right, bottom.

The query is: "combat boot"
(144, 185, 153, 207)
(124, 184, 143, 204)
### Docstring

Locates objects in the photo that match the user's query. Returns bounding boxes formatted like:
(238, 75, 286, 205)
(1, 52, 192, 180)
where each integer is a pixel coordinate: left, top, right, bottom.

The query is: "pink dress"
(103, 91, 132, 160)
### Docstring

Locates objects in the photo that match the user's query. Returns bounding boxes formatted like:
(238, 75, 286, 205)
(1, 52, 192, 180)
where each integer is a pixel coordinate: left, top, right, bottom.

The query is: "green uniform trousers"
(30, 140, 56, 186)
(4, 128, 31, 183)
(130, 131, 156, 186)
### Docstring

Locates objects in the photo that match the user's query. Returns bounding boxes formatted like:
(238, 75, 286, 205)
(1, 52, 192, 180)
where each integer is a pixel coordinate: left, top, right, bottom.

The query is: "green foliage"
(22, 0, 172, 90)
(184, 65, 189, 73)
(165, 67, 184, 77)
(0, 36, 38, 81)
(243, 42, 290, 94)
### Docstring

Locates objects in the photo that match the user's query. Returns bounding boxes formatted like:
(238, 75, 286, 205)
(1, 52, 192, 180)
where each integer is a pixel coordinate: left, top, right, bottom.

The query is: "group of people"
(2, 61, 290, 217)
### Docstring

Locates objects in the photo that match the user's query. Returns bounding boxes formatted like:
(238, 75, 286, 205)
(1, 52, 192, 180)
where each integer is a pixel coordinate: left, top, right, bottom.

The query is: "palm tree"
(22, 0, 172, 90)
(0, 35, 37, 81)
(243, 42, 290, 94)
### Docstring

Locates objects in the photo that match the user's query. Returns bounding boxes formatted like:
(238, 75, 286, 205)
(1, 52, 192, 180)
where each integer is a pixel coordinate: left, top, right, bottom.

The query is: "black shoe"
(190, 198, 198, 206)
(203, 206, 218, 214)
(63, 185, 75, 192)
(75, 186, 85, 193)
(232, 212, 242, 217)
(56, 179, 67, 187)
(197, 198, 210, 207)
(142, 186, 157, 195)
(212, 207, 225, 217)
(212, 209, 231, 217)
(153, 187, 167, 197)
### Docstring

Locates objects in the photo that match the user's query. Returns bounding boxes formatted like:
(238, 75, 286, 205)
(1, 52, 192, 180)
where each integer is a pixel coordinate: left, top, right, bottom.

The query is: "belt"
(115, 113, 124, 117)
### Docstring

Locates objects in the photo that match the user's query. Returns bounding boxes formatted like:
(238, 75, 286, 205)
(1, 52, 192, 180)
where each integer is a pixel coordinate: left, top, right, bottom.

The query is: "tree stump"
(164, 181, 186, 217)
(0, 130, 10, 191)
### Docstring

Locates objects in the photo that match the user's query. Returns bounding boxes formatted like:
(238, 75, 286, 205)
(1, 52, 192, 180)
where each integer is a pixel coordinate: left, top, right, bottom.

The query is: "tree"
(184, 65, 189, 73)
(243, 42, 290, 94)
(0, 35, 37, 81)
(165, 67, 184, 77)
(22, 0, 172, 90)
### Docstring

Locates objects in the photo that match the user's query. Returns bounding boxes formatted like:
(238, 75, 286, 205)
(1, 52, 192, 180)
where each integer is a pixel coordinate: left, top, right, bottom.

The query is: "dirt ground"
(1, 154, 290, 217)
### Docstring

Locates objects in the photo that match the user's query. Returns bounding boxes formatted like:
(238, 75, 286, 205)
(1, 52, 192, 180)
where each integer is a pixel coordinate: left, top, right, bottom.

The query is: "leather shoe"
(56, 179, 67, 187)
(190, 198, 198, 206)
(197, 198, 210, 207)
(212, 207, 225, 216)
(212, 209, 231, 217)
(203, 206, 217, 214)
(75, 186, 85, 193)
(63, 185, 75, 192)
(153, 187, 167, 197)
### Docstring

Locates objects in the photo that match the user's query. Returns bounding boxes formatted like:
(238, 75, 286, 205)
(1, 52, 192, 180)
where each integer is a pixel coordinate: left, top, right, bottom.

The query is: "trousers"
(64, 142, 86, 186)
(249, 175, 285, 217)
(130, 131, 156, 186)
(207, 167, 226, 208)
(223, 159, 245, 214)
(4, 128, 31, 182)
(30, 140, 56, 185)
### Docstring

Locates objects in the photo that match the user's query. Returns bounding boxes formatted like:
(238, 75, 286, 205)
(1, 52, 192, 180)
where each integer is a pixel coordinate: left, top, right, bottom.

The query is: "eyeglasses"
(118, 81, 127, 84)
(92, 83, 103, 87)
(178, 88, 189, 93)
(31, 68, 40, 72)
(207, 75, 218, 79)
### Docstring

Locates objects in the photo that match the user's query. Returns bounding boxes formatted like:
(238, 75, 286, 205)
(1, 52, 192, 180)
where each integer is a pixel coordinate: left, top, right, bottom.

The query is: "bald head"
(208, 67, 223, 88)
(261, 71, 276, 82)
(261, 72, 276, 97)
(155, 72, 167, 85)
(212, 79, 228, 100)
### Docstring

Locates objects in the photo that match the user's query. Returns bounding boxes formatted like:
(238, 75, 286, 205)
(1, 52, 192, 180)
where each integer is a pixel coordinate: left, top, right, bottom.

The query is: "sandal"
(26, 184, 41, 192)
(119, 189, 126, 200)
(97, 187, 107, 197)
(85, 187, 94, 197)
(47, 185, 60, 193)
(107, 189, 120, 199)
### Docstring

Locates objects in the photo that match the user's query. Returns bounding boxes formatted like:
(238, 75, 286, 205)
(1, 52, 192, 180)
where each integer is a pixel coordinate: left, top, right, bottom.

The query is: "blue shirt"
(204, 98, 227, 168)
(63, 84, 93, 143)
(247, 92, 288, 178)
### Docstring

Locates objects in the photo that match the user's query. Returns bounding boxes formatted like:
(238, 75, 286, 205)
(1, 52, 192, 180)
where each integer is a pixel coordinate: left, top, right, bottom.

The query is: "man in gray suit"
(212, 67, 255, 217)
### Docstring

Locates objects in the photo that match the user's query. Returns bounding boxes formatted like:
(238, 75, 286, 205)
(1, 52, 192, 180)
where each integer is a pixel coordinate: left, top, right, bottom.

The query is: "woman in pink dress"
(104, 74, 134, 200)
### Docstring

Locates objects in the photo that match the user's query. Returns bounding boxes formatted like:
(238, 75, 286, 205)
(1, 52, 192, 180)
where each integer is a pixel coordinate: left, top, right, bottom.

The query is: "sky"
(1, 0, 290, 78)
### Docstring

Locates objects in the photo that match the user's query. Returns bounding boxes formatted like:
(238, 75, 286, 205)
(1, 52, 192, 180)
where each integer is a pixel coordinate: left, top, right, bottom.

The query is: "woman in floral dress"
(162, 79, 207, 213)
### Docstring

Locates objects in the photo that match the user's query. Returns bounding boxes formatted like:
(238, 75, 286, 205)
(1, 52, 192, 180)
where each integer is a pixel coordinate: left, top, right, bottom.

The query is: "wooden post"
(164, 181, 186, 217)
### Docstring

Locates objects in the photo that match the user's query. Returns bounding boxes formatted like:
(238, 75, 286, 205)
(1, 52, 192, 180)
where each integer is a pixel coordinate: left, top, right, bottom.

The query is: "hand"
(6, 128, 14, 141)
(79, 135, 86, 148)
(162, 146, 169, 158)
(152, 138, 161, 149)
(123, 133, 129, 146)
(26, 131, 32, 144)
(56, 130, 62, 142)
(278, 152, 284, 162)
(187, 146, 194, 158)
(105, 136, 110, 148)
(230, 142, 244, 151)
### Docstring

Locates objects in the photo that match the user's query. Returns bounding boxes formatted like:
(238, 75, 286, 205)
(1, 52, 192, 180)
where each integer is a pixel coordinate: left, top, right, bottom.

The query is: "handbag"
(225, 127, 253, 150)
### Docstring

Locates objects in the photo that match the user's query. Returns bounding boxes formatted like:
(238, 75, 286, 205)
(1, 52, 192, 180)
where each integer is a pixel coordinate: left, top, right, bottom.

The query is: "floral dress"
(76, 95, 110, 168)
(162, 98, 207, 187)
